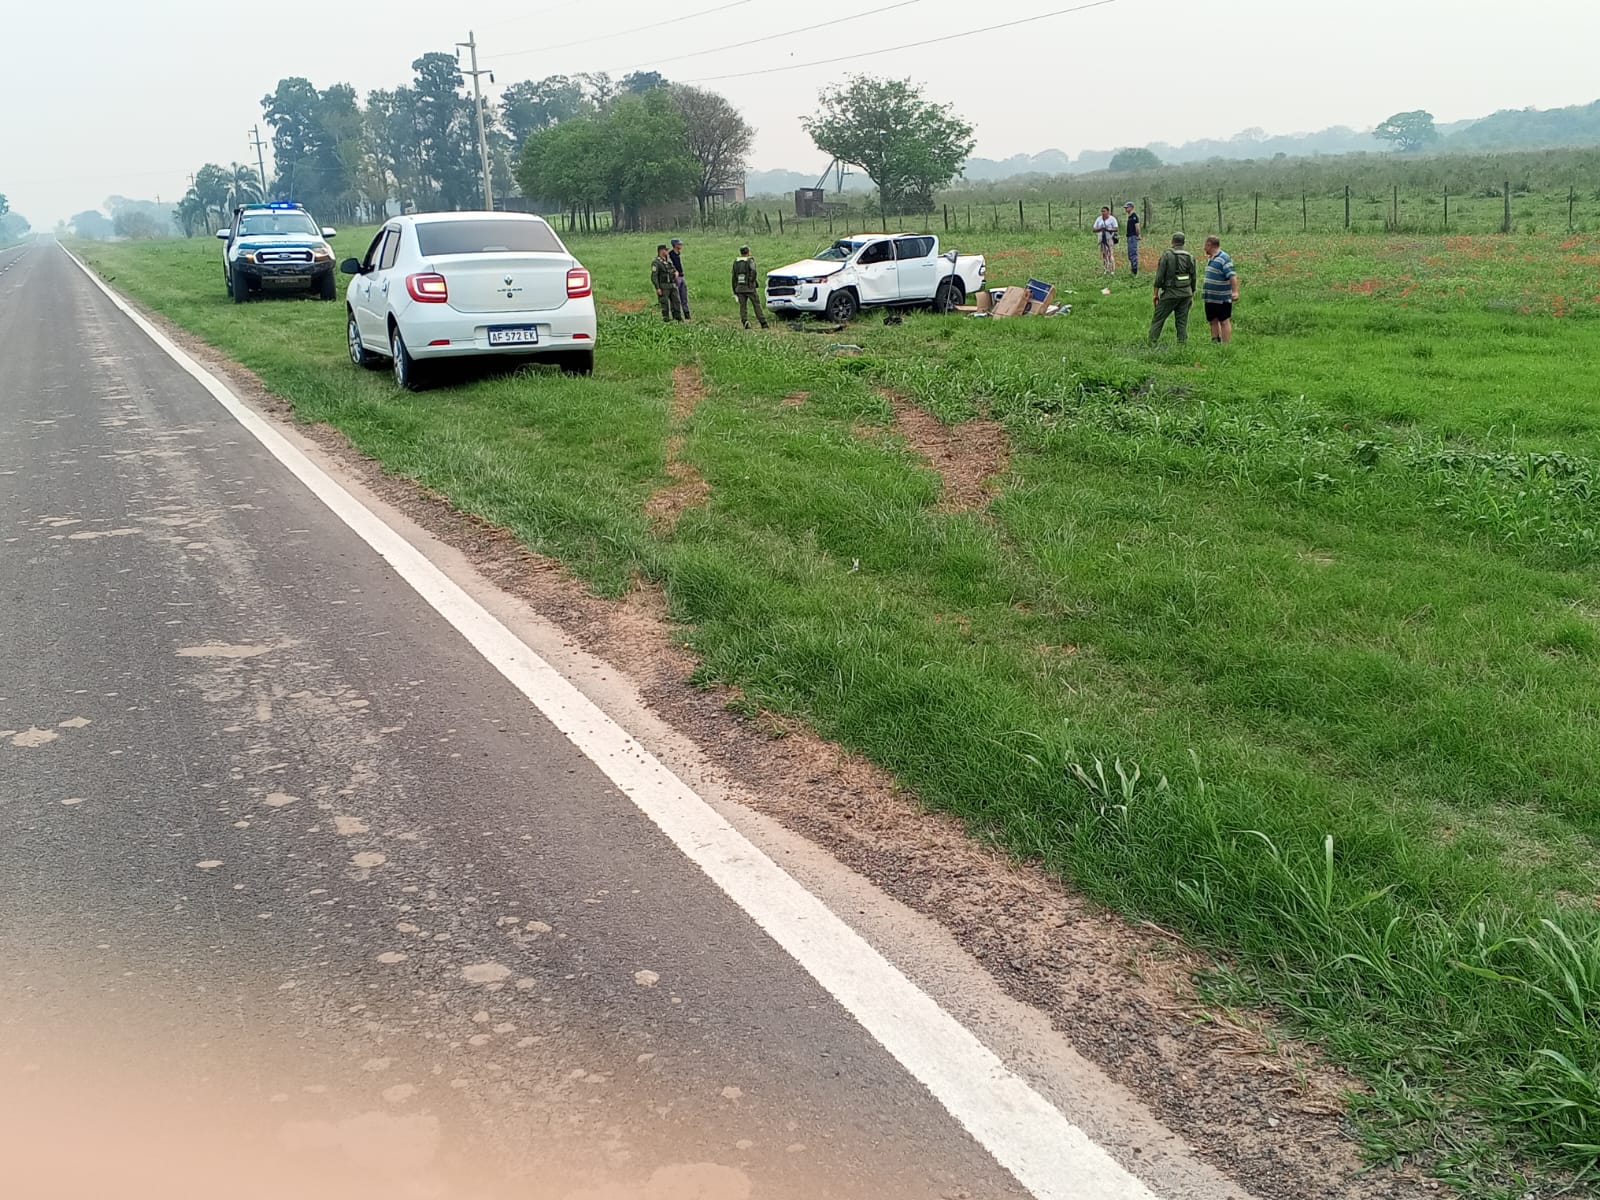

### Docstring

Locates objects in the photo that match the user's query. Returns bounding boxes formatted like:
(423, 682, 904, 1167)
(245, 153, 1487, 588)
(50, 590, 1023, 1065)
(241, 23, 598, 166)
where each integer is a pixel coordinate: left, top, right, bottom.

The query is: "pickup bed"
(765, 234, 985, 323)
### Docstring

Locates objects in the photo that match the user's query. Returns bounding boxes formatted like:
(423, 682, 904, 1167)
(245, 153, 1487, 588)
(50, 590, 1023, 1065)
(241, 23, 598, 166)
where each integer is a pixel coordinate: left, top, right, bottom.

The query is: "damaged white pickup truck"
(764, 233, 986, 323)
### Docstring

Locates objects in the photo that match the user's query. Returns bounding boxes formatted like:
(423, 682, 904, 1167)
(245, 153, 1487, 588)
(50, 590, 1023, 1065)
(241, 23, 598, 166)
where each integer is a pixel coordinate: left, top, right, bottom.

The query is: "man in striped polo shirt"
(1202, 236, 1239, 343)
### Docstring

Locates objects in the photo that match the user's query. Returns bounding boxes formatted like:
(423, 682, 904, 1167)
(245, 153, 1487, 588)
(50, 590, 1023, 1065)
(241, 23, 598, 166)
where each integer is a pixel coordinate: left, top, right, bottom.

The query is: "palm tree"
(174, 190, 208, 238)
(192, 163, 232, 232)
(226, 163, 263, 211)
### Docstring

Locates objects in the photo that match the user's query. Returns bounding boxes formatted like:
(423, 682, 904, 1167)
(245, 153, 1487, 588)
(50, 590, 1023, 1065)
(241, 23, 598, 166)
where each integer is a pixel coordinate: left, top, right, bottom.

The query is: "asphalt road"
(0, 245, 1228, 1200)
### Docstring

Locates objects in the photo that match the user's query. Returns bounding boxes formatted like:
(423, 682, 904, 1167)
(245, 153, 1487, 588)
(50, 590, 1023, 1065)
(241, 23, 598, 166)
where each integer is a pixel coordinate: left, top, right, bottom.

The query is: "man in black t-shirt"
(1123, 201, 1141, 275)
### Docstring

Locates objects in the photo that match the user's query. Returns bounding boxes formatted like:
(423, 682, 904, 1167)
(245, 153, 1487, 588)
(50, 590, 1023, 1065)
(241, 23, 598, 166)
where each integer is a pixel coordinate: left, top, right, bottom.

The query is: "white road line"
(62, 244, 1161, 1200)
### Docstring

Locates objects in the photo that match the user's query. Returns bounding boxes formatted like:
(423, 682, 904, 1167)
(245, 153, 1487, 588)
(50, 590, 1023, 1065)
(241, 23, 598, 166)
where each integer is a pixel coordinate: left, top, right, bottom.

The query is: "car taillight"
(406, 273, 448, 303)
(566, 267, 592, 299)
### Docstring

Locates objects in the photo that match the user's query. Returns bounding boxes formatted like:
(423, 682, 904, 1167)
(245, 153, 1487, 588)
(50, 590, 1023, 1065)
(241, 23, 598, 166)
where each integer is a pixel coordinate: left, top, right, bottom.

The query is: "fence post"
(1047, 201, 1052, 230)
(1177, 195, 1184, 230)
(778, 211, 784, 234)
(1344, 184, 1350, 230)
(1143, 195, 1150, 232)
(1569, 186, 1576, 232)
(943, 204, 949, 231)
(1253, 192, 1258, 232)
(1502, 179, 1511, 233)
(1077, 198, 1082, 228)
(1443, 189, 1449, 232)
(1392, 183, 1398, 227)
(1018, 199, 1025, 230)
(1301, 191, 1307, 231)
(992, 203, 998, 229)
(1216, 189, 1223, 232)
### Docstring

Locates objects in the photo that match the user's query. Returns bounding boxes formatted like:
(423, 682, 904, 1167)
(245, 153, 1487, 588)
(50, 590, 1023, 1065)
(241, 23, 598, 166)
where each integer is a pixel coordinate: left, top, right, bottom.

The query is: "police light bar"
(266, 202, 300, 210)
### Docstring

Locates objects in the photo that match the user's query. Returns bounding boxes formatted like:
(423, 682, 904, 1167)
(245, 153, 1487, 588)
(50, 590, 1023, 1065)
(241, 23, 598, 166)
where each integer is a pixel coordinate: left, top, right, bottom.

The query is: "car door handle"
(380, 280, 390, 293)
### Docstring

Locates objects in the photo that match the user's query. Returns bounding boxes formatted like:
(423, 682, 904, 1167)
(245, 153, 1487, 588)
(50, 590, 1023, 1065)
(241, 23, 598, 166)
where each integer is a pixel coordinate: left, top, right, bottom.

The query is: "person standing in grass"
(651, 245, 682, 322)
(732, 245, 768, 329)
(1092, 206, 1118, 275)
(1203, 235, 1239, 343)
(669, 237, 691, 320)
(1123, 201, 1141, 275)
(1149, 232, 1197, 345)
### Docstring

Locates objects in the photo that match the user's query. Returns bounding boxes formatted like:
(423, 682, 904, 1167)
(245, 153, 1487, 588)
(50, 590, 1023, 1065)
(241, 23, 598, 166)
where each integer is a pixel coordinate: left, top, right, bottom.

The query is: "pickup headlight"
(313, 247, 334, 262)
(801, 274, 835, 284)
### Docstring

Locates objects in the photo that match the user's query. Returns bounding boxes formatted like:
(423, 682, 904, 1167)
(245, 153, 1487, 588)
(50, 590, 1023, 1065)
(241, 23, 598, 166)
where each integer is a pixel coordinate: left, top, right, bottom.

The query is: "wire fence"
(549, 180, 1600, 240)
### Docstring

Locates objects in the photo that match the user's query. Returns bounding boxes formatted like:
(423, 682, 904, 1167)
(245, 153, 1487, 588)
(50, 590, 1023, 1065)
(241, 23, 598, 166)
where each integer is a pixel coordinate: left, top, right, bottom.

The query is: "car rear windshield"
(415, 219, 563, 257)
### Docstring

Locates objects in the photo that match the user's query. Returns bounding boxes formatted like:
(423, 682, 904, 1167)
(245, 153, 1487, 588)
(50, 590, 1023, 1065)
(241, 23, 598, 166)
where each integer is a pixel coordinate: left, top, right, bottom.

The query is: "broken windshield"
(814, 240, 862, 261)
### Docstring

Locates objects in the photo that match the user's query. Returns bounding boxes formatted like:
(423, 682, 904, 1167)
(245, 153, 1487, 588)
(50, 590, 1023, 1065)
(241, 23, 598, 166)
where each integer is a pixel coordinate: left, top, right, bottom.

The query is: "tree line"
(154, 51, 982, 237)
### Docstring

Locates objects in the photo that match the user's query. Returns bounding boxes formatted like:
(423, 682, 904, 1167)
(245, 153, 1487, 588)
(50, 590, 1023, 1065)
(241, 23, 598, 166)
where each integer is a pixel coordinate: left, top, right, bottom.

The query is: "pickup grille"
(256, 249, 313, 264)
(766, 275, 798, 297)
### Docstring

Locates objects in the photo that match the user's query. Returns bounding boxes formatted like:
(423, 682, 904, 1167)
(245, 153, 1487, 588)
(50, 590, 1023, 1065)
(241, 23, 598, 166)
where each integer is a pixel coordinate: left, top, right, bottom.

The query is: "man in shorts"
(1202, 235, 1239, 343)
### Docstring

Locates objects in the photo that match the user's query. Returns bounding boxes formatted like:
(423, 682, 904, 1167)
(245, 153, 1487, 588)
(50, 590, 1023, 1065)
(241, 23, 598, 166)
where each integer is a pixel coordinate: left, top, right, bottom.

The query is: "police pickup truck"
(765, 233, 985, 323)
(218, 202, 339, 303)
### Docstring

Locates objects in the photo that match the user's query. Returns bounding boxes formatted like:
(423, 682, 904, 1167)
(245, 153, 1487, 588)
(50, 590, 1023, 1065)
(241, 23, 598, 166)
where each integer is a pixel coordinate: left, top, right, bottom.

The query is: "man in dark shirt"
(669, 237, 691, 321)
(1122, 201, 1141, 275)
(1149, 232, 1197, 345)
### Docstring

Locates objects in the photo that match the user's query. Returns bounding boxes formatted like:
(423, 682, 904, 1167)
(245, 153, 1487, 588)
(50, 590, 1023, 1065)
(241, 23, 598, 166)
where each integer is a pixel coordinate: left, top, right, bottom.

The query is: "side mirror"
(339, 258, 363, 275)
(321, 227, 337, 239)
(215, 229, 231, 240)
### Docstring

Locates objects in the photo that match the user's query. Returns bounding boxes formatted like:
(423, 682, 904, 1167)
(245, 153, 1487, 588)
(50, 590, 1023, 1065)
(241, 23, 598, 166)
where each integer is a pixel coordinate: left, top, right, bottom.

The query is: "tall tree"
(670, 85, 753, 216)
(498, 76, 589, 146)
(517, 90, 696, 231)
(619, 71, 667, 95)
(366, 87, 423, 213)
(261, 77, 360, 218)
(410, 52, 478, 209)
(1374, 110, 1439, 153)
(803, 76, 974, 215)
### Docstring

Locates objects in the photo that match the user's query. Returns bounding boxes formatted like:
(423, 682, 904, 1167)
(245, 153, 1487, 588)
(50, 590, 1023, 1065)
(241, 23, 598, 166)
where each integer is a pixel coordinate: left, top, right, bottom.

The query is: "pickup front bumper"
(764, 275, 830, 312)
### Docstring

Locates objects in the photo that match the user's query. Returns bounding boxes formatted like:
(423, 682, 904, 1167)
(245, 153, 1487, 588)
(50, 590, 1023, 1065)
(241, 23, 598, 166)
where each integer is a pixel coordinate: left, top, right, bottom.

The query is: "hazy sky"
(5, 0, 1600, 226)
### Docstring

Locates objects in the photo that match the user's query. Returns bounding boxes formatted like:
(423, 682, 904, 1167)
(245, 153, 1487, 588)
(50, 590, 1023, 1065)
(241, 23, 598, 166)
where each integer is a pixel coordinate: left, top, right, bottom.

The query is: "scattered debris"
(976, 278, 1061, 319)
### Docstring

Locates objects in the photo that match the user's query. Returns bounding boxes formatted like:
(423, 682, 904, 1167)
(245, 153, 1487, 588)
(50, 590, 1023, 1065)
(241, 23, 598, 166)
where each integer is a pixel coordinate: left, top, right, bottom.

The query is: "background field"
(75, 224, 1600, 1196)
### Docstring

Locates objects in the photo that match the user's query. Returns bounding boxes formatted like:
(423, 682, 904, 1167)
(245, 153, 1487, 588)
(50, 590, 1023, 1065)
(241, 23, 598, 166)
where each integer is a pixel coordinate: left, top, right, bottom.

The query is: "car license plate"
(488, 326, 539, 346)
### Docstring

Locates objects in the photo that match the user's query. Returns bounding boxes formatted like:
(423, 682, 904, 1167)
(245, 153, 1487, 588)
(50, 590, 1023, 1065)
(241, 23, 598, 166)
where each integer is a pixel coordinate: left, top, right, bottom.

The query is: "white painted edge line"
(63, 244, 1161, 1200)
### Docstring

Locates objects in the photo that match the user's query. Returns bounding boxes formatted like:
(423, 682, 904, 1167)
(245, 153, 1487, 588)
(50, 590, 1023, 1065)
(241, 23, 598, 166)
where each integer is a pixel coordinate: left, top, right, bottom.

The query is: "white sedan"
(341, 212, 597, 389)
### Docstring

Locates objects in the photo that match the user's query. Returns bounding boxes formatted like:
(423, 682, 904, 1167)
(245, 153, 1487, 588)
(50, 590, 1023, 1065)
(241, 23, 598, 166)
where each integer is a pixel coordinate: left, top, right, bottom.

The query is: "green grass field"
(74, 225, 1600, 1195)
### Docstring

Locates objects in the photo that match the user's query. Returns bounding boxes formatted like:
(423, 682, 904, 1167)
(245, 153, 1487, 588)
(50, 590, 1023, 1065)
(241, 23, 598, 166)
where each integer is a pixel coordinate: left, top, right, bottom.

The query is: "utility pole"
(249, 125, 270, 197)
(456, 31, 495, 212)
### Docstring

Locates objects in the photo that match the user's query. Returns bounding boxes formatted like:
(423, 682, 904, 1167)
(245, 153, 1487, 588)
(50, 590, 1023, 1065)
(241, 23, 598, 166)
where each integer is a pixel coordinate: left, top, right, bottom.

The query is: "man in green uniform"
(1149, 232, 1197, 345)
(732, 245, 767, 329)
(651, 245, 682, 322)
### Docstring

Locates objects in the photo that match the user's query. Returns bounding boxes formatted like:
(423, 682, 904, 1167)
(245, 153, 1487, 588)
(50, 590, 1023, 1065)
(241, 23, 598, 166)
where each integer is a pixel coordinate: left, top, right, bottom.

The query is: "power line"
(489, 0, 753, 63)
(617, 0, 926, 73)
(684, 0, 1120, 83)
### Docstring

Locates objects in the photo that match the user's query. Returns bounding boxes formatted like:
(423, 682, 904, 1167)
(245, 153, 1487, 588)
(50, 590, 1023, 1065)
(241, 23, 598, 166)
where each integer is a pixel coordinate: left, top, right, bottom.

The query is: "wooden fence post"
(1143, 195, 1150, 231)
(943, 204, 949, 231)
(1569, 186, 1576, 231)
(1177, 195, 1185, 230)
(1301, 191, 1307, 231)
(1253, 192, 1258, 232)
(778, 211, 784, 234)
(1215, 189, 1223, 232)
(1344, 185, 1350, 230)
(1018, 199, 1025, 230)
(1443, 189, 1449, 232)
(1392, 183, 1398, 227)
(1077, 198, 1082, 228)
(1502, 180, 1511, 233)
(1047, 201, 1052, 230)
